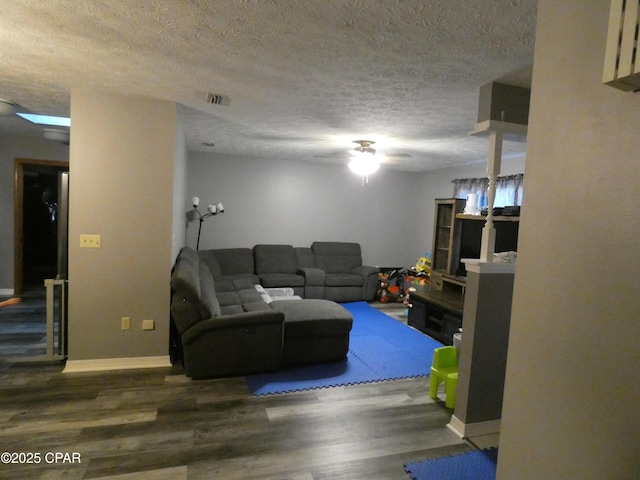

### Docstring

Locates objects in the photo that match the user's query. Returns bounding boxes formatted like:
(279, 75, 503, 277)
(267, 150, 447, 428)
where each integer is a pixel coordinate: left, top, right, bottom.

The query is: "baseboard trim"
(448, 415, 501, 438)
(63, 356, 172, 373)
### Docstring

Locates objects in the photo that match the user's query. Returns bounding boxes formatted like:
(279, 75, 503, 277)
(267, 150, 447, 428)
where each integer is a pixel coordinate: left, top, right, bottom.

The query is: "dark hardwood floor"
(0, 359, 473, 480)
(0, 299, 495, 479)
(0, 288, 48, 359)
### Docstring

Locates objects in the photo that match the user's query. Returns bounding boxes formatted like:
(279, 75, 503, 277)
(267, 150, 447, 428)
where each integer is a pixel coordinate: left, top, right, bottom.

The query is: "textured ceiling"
(0, 0, 537, 171)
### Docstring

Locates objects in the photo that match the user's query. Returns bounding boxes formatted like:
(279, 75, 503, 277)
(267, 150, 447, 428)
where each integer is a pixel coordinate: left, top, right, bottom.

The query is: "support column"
(448, 260, 515, 438)
(480, 131, 503, 262)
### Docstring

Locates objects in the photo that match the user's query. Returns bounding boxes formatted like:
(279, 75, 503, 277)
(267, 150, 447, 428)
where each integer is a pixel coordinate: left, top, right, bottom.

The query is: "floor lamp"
(192, 196, 224, 250)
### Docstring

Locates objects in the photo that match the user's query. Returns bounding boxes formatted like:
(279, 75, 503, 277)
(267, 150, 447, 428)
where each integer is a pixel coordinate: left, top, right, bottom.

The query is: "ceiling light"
(348, 156, 380, 175)
(0, 99, 16, 116)
(348, 140, 379, 184)
(43, 128, 70, 144)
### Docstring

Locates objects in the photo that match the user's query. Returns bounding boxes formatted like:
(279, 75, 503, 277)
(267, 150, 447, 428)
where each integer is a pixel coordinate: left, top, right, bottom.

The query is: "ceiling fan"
(313, 140, 412, 164)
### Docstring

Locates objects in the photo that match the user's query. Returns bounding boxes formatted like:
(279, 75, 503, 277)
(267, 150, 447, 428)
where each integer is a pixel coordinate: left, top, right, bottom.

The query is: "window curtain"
(452, 173, 524, 208)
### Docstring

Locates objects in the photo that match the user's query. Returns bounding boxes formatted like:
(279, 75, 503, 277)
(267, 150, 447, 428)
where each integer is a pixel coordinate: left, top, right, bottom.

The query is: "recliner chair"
(310, 241, 379, 302)
(253, 244, 305, 297)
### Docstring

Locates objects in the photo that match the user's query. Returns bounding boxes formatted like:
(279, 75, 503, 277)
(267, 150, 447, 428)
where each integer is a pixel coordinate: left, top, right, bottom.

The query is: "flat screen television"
(455, 219, 519, 276)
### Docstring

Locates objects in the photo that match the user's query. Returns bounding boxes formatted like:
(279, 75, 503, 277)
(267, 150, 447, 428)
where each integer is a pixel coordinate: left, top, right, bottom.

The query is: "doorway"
(14, 159, 69, 294)
(2, 159, 68, 359)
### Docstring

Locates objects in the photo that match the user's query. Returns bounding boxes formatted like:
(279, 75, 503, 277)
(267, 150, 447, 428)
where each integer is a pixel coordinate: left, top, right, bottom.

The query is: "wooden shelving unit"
(431, 199, 465, 283)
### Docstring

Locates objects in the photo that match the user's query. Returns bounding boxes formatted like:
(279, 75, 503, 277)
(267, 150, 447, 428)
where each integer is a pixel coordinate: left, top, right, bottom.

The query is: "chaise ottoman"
(269, 299, 353, 366)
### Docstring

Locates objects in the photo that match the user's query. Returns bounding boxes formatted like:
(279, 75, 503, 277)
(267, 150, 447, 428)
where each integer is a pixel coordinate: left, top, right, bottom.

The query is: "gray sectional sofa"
(170, 242, 376, 379)
(198, 242, 379, 302)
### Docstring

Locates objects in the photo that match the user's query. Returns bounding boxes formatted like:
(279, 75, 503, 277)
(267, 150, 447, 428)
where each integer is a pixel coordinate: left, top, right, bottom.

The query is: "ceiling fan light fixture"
(348, 156, 380, 176)
(348, 139, 379, 184)
(350, 139, 376, 157)
(43, 128, 70, 144)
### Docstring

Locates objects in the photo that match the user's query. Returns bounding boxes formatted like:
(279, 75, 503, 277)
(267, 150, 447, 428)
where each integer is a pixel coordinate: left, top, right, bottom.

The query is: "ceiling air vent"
(204, 93, 229, 105)
(603, 0, 640, 91)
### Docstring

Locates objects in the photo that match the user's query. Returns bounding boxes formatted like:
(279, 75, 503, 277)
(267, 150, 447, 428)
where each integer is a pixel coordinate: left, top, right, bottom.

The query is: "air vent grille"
(603, 0, 640, 91)
(205, 93, 228, 105)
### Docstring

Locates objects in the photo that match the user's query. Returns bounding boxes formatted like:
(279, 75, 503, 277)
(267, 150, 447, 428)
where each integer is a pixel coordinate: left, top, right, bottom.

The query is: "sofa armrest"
(351, 265, 380, 279)
(181, 310, 284, 346)
(297, 267, 325, 286)
(351, 265, 380, 301)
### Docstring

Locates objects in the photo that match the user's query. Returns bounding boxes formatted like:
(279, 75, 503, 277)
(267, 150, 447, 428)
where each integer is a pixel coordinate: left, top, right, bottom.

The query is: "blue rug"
(246, 301, 442, 395)
(404, 448, 498, 480)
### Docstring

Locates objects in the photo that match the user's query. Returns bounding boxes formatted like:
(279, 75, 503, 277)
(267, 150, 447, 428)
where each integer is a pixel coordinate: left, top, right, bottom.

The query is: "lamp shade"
(192, 196, 200, 207)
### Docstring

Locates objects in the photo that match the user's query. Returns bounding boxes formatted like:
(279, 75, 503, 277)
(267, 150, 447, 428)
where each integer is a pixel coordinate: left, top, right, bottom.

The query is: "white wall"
(187, 153, 525, 269)
(0, 135, 68, 292)
(498, 1, 640, 478)
(67, 92, 177, 361)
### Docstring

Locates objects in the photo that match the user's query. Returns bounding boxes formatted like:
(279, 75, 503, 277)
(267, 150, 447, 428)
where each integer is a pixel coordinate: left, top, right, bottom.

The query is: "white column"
(480, 131, 503, 262)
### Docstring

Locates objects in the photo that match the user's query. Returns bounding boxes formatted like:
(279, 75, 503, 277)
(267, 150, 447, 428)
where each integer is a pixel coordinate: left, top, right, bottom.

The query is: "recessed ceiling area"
(0, 1, 537, 172)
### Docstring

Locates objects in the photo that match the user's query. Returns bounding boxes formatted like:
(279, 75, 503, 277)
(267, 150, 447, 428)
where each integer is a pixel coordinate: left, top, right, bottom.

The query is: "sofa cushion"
(214, 279, 236, 293)
(220, 304, 244, 315)
(198, 262, 222, 317)
(270, 299, 353, 338)
(217, 291, 242, 307)
(324, 273, 364, 287)
(254, 244, 297, 274)
(202, 248, 255, 277)
(259, 273, 305, 288)
(238, 288, 264, 304)
(243, 301, 273, 312)
(233, 278, 257, 290)
(294, 247, 316, 268)
(197, 250, 223, 277)
(311, 242, 363, 273)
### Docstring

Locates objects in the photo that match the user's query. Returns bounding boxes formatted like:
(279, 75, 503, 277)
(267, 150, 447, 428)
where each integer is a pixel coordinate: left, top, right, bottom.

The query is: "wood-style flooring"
(0, 357, 477, 480)
(0, 289, 48, 359)
(1, 299, 497, 479)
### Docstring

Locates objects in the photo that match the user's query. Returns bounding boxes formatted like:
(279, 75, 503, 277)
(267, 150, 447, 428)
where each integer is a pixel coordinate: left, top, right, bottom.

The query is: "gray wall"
(67, 91, 179, 361)
(0, 135, 69, 294)
(498, 1, 640, 478)
(1, 136, 524, 293)
(187, 152, 524, 269)
(171, 114, 188, 261)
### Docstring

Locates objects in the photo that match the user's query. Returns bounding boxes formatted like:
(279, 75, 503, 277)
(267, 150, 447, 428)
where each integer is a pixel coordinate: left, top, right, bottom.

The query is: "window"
(452, 173, 524, 208)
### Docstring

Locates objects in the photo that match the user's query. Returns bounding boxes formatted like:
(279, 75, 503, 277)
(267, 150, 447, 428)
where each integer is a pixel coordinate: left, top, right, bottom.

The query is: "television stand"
(407, 287, 464, 345)
(442, 274, 467, 295)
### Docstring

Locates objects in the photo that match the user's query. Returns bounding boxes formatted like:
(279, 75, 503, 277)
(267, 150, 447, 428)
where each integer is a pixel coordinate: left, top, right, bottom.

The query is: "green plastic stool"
(429, 346, 458, 408)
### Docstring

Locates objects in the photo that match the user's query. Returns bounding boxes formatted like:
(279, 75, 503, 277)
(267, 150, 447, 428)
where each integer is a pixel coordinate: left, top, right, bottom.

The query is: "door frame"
(13, 158, 69, 295)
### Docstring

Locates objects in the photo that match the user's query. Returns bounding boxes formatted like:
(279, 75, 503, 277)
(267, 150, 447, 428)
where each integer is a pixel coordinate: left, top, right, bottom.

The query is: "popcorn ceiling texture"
(0, 0, 537, 171)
